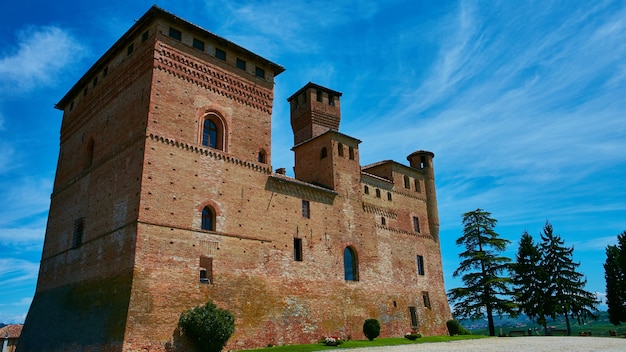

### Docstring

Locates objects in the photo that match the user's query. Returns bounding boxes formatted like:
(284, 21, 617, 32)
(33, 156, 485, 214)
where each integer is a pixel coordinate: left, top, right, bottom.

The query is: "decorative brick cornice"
(266, 175, 337, 205)
(148, 133, 272, 174)
(362, 202, 398, 219)
(375, 223, 435, 240)
(155, 43, 273, 114)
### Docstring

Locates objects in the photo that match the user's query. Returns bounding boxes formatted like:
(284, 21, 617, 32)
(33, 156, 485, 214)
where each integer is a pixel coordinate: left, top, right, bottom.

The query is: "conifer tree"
(512, 231, 548, 327)
(604, 231, 626, 325)
(540, 221, 598, 335)
(448, 209, 516, 336)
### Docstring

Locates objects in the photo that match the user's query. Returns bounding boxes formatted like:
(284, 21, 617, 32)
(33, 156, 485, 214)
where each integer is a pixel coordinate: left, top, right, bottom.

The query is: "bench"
(548, 329, 567, 336)
(508, 330, 526, 336)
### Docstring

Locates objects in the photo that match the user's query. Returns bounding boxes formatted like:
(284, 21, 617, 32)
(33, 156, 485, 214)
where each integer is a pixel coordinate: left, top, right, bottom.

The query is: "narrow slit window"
(302, 200, 310, 219)
(409, 307, 419, 328)
(413, 216, 420, 233)
(417, 255, 425, 275)
(199, 256, 213, 284)
(422, 292, 431, 309)
(71, 217, 85, 249)
(338, 143, 344, 157)
(294, 238, 303, 261)
(349, 146, 355, 160)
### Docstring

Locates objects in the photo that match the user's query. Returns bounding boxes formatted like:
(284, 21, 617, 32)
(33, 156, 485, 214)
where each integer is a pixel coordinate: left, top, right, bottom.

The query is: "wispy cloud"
(0, 25, 88, 94)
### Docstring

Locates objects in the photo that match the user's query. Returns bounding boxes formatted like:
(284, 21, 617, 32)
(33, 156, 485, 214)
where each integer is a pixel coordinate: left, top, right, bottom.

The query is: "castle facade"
(19, 6, 451, 351)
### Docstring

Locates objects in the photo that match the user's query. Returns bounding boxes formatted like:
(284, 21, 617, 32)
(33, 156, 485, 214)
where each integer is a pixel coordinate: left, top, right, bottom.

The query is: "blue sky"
(1, 0, 625, 323)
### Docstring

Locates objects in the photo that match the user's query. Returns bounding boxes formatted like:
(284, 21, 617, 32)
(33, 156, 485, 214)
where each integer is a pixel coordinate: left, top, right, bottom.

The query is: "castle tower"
(288, 82, 342, 145)
(19, 6, 284, 351)
(288, 83, 361, 192)
(407, 150, 439, 242)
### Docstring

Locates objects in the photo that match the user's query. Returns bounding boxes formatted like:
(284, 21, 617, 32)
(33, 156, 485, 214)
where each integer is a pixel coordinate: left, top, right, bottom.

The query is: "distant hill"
(458, 311, 623, 336)
(0, 323, 6, 328)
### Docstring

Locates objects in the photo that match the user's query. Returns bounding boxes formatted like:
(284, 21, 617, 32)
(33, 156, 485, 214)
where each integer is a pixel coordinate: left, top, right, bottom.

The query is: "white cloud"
(0, 25, 87, 94)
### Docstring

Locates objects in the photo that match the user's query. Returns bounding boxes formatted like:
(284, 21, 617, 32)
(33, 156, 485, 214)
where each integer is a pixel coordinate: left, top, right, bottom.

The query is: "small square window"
(193, 38, 205, 51)
(255, 66, 265, 78)
(302, 200, 310, 219)
(236, 58, 246, 70)
(169, 27, 182, 41)
(142, 30, 149, 42)
(215, 47, 226, 60)
(127, 43, 134, 55)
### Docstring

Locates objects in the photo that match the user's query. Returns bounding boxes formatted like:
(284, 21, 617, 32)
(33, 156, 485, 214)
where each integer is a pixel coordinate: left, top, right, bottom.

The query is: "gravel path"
(328, 337, 626, 352)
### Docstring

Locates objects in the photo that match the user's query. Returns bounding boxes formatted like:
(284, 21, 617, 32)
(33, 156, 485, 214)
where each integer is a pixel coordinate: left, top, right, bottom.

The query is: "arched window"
(201, 206, 215, 231)
(344, 246, 359, 281)
(201, 114, 225, 150)
(258, 149, 267, 163)
(320, 147, 328, 159)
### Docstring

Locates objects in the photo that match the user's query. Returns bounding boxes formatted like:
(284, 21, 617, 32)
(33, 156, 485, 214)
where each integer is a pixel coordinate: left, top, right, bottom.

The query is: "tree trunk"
(565, 313, 571, 336)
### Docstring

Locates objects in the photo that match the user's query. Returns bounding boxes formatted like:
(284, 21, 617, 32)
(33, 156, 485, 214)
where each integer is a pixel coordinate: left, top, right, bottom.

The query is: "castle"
(19, 6, 451, 351)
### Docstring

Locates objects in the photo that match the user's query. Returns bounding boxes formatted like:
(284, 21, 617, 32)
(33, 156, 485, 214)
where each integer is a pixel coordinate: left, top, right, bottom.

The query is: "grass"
(239, 335, 488, 352)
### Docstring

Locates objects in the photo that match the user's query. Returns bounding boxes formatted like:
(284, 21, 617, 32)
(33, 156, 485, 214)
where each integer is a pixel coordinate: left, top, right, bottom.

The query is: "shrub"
(179, 301, 235, 352)
(363, 318, 381, 341)
(446, 319, 471, 336)
(446, 319, 461, 336)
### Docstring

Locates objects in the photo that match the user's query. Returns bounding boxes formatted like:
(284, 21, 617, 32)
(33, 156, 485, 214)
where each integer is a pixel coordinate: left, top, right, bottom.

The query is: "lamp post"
(2, 331, 9, 352)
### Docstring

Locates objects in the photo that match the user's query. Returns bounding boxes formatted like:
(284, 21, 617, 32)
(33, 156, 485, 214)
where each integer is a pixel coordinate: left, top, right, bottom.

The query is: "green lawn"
(239, 335, 488, 352)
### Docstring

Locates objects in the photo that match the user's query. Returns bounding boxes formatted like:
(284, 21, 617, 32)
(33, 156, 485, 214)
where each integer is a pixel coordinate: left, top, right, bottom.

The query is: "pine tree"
(512, 231, 548, 327)
(540, 221, 598, 335)
(604, 231, 626, 325)
(448, 209, 516, 336)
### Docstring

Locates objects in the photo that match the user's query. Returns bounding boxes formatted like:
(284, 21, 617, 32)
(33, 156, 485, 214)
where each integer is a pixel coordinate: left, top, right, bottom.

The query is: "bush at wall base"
(363, 318, 381, 341)
(179, 301, 235, 352)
